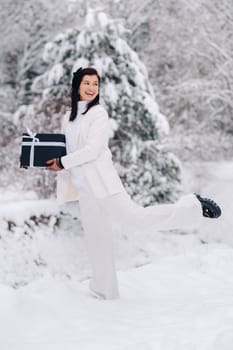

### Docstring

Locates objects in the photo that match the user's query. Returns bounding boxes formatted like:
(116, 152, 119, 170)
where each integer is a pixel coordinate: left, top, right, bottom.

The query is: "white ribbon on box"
(22, 128, 40, 167)
(22, 128, 66, 167)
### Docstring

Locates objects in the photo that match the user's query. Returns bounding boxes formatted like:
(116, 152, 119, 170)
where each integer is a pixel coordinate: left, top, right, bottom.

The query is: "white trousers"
(75, 171, 202, 300)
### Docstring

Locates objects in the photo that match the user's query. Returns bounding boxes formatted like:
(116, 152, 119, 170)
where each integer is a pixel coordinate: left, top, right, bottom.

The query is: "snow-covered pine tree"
(16, 8, 182, 205)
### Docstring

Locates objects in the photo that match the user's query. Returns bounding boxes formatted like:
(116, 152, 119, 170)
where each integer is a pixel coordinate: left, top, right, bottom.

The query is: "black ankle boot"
(195, 194, 222, 218)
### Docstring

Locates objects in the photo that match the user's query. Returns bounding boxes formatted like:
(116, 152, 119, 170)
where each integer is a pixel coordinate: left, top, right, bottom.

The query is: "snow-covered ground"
(0, 161, 233, 350)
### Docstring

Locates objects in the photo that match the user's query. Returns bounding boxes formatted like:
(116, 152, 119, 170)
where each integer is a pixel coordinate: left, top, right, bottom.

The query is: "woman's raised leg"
(99, 191, 202, 232)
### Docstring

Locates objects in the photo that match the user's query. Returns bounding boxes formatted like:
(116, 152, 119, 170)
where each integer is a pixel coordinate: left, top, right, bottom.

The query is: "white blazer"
(56, 104, 125, 203)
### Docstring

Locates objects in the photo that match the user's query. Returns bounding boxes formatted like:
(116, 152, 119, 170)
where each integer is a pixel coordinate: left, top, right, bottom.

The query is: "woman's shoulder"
(89, 104, 108, 117)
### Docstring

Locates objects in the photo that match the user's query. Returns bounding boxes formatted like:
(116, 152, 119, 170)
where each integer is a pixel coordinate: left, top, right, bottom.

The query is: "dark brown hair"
(70, 67, 100, 121)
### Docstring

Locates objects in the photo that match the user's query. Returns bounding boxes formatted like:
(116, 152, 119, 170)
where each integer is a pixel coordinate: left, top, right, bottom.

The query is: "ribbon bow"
(24, 128, 39, 167)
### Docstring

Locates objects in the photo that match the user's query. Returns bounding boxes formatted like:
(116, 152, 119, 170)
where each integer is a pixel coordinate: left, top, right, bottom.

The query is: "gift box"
(20, 130, 67, 168)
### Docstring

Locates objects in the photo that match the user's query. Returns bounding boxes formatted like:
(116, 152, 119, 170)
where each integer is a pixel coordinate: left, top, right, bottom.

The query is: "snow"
(98, 12, 110, 28)
(85, 8, 96, 28)
(0, 198, 59, 224)
(142, 94, 170, 135)
(42, 41, 57, 64)
(0, 161, 233, 349)
(72, 57, 89, 73)
(1, 248, 233, 349)
(121, 75, 132, 96)
(104, 81, 119, 104)
(75, 31, 87, 51)
(46, 63, 64, 86)
(108, 118, 119, 138)
(13, 104, 34, 125)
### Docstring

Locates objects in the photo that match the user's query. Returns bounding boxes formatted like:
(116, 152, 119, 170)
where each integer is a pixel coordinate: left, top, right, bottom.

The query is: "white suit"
(57, 103, 125, 203)
(57, 102, 202, 299)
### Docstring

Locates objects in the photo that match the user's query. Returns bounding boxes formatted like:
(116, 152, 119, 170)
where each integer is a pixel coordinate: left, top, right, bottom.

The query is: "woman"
(46, 67, 221, 300)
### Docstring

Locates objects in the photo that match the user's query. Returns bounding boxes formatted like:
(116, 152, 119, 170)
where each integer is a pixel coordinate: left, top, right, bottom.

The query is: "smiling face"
(79, 74, 99, 101)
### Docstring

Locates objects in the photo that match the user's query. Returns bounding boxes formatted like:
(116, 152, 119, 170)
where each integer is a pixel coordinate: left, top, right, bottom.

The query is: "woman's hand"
(46, 158, 63, 171)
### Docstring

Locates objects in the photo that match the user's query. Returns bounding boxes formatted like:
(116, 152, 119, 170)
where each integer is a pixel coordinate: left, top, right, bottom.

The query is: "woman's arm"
(61, 111, 70, 133)
(46, 111, 69, 171)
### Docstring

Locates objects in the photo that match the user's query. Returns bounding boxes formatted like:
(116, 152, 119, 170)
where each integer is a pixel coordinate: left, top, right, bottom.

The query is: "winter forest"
(1, 1, 233, 349)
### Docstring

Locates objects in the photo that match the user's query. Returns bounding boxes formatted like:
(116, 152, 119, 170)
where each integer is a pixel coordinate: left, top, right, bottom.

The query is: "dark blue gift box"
(20, 131, 67, 168)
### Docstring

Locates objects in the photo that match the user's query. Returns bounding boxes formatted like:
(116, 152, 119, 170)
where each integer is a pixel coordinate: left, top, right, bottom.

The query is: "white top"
(64, 101, 89, 190)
